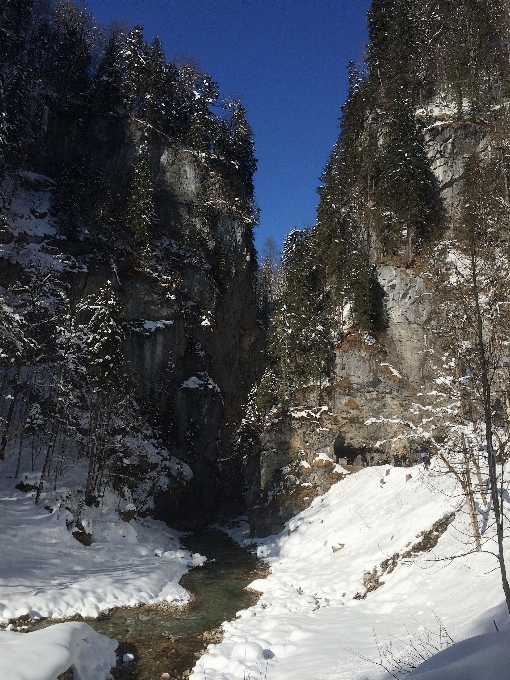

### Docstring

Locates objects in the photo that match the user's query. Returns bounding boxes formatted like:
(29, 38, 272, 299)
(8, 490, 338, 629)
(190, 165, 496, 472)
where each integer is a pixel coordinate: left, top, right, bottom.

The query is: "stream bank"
(106, 529, 267, 680)
(33, 529, 267, 680)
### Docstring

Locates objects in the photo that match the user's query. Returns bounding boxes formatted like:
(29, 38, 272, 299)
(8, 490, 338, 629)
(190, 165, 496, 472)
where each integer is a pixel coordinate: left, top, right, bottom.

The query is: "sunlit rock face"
(247, 104, 494, 537)
(247, 264, 432, 537)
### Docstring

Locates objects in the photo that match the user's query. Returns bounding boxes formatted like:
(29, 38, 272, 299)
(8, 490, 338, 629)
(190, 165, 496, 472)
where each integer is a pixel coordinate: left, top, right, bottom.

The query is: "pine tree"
(122, 25, 149, 115)
(93, 28, 126, 114)
(216, 100, 257, 192)
(315, 65, 385, 333)
(73, 281, 125, 393)
(257, 237, 279, 332)
(269, 228, 333, 397)
(73, 282, 126, 505)
(0, 0, 35, 175)
(125, 141, 155, 244)
(367, 0, 423, 102)
(175, 63, 219, 152)
(373, 96, 443, 257)
(144, 36, 167, 125)
(44, 0, 96, 103)
(0, 297, 32, 460)
(0, 0, 34, 68)
(158, 60, 182, 137)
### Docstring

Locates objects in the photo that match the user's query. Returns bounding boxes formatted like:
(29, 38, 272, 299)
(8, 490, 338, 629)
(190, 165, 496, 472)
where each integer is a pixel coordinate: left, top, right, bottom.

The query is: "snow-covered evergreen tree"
(269, 228, 333, 398)
(125, 141, 155, 244)
(122, 25, 149, 115)
(72, 282, 125, 505)
(374, 96, 443, 257)
(93, 28, 126, 114)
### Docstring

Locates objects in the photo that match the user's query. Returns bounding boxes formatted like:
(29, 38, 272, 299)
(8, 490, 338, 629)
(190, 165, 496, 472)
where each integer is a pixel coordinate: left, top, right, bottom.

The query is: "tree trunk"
(0, 362, 21, 460)
(35, 366, 65, 504)
(462, 434, 482, 551)
(471, 242, 510, 614)
(34, 419, 59, 504)
(471, 453, 488, 508)
(439, 451, 481, 550)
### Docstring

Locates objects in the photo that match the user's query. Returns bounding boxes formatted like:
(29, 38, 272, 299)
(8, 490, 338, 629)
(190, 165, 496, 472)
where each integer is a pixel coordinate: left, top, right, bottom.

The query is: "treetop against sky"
(86, 0, 371, 255)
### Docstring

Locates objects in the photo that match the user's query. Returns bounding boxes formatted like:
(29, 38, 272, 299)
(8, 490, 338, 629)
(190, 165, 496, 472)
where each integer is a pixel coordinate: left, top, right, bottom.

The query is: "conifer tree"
(270, 228, 332, 396)
(367, 0, 422, 102)
(218, 99, 257, 200)
(44, 0, 95, 103)
(177, 64, 219, 152)
(122, 25, 149, 115)
(74, 282, 124, 390)
(374, 96, 443, 257)
(257, 237, 279, 332)
(0, 0, 34, 68)
(93, 28, 126, 114)
(73, 282, 126, 505)
(315, 66, 384, 333)
(0, 0, 35, 174)
(144, 36, 166, 125)
(125, 141, 154, 244)
(0, 298, 31, 460)
(158, 60, 182, 137)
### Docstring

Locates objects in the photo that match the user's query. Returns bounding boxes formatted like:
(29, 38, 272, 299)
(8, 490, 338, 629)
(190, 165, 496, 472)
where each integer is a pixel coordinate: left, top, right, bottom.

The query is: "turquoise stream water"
(90, 528, 262, 640)
(27, 528, 264, 679)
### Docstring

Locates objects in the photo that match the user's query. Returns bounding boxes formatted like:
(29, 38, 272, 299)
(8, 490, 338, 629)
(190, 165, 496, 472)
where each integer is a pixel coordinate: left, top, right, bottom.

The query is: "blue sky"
(86, 0, 371, 255)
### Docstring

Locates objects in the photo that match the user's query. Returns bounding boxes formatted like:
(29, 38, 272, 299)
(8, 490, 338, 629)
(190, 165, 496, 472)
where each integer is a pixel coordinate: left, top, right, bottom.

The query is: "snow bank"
(195, 465, 510, 680)
(0, 483, 205, 623)
(409, 629, 510, 680)
(0, 622, 117, 680)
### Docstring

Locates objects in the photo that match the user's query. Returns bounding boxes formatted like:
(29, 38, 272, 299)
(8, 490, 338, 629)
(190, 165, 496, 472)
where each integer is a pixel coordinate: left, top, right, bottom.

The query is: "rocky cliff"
(247, 102, 493, 537)
(1, 106, 264, 528)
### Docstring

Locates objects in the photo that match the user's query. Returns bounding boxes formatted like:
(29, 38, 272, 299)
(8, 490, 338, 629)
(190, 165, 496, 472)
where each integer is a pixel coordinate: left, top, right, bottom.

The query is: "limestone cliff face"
(24, 109, 265, 528)
(247, 105, 489, 537)
(248, 264, 432, 536)
(418, 103, 490, 219)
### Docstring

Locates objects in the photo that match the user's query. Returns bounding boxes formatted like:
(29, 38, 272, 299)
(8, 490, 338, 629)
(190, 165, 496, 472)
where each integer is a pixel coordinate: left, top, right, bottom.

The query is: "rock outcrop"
(247, 104, 491, 537)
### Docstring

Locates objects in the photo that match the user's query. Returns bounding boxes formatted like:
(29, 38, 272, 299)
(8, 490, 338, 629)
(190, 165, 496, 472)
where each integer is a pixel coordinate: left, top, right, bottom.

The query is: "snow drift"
(192, 463, 510, 680)
(0, 622, 117, 680)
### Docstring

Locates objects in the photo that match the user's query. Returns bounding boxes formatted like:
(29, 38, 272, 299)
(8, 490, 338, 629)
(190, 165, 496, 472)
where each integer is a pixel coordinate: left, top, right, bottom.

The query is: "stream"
(33, 529, 266, 680)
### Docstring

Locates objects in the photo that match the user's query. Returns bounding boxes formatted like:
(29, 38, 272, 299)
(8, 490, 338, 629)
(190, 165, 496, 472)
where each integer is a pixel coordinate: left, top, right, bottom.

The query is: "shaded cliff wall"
(28, 108, 265, 528)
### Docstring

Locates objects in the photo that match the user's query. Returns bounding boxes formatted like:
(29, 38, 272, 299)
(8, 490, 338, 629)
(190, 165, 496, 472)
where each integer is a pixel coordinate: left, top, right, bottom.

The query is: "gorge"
(2, 1, 510, 679)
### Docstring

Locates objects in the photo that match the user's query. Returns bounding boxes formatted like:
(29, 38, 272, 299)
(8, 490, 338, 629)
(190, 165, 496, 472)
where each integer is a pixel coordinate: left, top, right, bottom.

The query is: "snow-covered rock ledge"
(0, 622, 117, 680)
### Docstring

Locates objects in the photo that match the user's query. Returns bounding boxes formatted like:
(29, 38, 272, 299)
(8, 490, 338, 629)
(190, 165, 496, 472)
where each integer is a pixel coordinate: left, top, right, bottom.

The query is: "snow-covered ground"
(2, 458, 509, 679)
(0, 483, 204, 623)
(0, 460, 205, 679)
(192, 463, 510, 680)
(0, 622, 117, 680)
